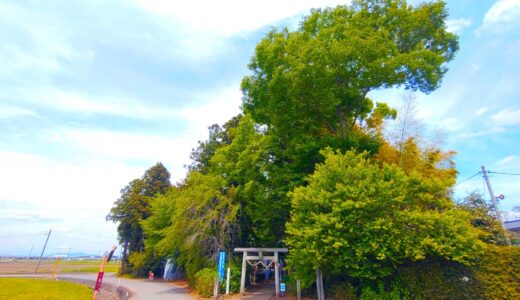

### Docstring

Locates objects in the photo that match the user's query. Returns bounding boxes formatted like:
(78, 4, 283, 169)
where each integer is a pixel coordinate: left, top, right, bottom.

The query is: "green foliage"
(457, 191, 511, 245)
(218, 262, 242, 294)
(158, 171, 238, 281)
(194, 268, 217, 298)
(242, 0, 457, 140)
(474, 245, 520, 299)
(392, 259, 484, 300)
(286, 149, 483, 285)
(359, 282, 408, 300)
(121, 2, 487, 297)
(106, 162, 171, 274)
(327, 282, 358, 300)
(128, 250, 164, 277)
(190, 115, 242, 173)
(208, 115, 287, 246)
(141, 188, 178, 256)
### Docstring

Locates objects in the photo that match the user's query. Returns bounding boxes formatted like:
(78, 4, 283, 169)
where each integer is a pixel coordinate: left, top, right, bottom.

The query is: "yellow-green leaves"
(242, 0, 458, 141)
(286, 149, 482, 282)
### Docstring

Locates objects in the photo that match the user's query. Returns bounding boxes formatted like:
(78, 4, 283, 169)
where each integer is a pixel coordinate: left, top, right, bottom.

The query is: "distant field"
(0, 259, 119, 274)
(0, 278, 92, 300)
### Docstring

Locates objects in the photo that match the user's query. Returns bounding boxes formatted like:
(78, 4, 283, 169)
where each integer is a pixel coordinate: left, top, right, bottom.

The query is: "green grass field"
(0, 259, 120, 274)
(65, 264, 119, 273)
(0, 278, 92, 300)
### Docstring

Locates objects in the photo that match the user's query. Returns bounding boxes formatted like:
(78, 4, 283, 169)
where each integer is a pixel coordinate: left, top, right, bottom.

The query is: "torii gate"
(234, 248, 288, 297)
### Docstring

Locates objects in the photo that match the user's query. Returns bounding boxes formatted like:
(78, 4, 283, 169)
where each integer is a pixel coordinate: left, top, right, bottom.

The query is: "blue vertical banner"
(218, 251, 226, 280)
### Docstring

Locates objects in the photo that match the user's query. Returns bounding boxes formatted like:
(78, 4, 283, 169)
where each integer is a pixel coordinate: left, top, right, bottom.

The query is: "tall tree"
(158, 171, 238, 281)
(241, 0, 457, 140)
(457, 191, 511, 246)
(107, 162, 171, 274)
(189, 115, 242, 173)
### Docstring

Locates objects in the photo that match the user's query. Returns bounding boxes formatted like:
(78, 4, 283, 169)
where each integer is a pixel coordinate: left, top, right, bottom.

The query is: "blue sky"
(1, 0, 519, 256)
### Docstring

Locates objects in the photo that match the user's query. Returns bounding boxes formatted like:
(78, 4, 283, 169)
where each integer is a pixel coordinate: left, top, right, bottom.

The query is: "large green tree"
(286, 149, 483, 286)
(189, 115, 242, 173)
(241, 0, 457, 140)
(107, 162, 171, 274)
(156, 171, 238, 281)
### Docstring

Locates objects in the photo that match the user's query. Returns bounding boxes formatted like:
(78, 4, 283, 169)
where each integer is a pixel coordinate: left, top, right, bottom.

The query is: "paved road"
(1, 273, 194, 300)
(57, 273, 194, 300)
(2, 273, 275, 299)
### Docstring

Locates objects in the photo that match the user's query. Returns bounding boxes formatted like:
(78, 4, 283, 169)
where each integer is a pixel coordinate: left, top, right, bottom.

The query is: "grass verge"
(0, 278, 92, 300)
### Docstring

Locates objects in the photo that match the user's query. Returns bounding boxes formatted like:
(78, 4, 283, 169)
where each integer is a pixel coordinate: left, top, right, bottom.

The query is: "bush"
(474, 245, 520, 299)
(322, 247, 520, 300)
(195, 268, 217, 298)
(393, 258, 484, 300)
(128, 250, 164, 277)
(286, 149, 483, 284)
(328, 282, 357, 300)
(220, 263, 242, 293)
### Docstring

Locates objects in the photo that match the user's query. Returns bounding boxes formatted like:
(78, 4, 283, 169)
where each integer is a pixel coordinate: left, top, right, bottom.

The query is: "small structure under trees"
(234, 248, 288, 297)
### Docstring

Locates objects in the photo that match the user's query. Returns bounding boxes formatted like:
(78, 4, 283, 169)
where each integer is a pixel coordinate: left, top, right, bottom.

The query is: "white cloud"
(0, 151, 141, 208)
(477, 0, 520, 34)
(0, 151, 141, 254)
(131, 0, 350, 58)
(12, 84, 242, 124)
(176, 87, 243, 137)
(0, 2, 86, 78)
(496, 155, 515, 166)
(457, 126, 506, 138)
(438, 117, 461, 132)
(134, 0, 348, 36)
(446, 18, 472, 34)
(0, 209, 60, 222)
(491, 107, 520, 125)
(471, 64, 481, 72)
(56, 85, 239, 178)
(0, 105, 36, 119)
(60, 128, 192, 173)
(483, 0, 520, 25)
(476, 107, 488, 116)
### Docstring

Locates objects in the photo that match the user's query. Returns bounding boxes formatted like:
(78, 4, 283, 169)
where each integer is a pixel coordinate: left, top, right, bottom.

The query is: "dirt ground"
(0, 259, 107, 274)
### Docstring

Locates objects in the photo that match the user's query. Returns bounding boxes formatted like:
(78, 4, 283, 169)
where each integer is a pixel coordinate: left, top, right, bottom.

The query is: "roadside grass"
(63, 262, 119, 273)
(117, 273, 140, 279)
(0, 260, 120, 274)
(0, 278, 92, 300)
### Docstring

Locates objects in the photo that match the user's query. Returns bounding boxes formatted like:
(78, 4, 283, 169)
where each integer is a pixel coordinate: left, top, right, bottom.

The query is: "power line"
(455, 172, 481, 186)
(489, 171, 520, 176)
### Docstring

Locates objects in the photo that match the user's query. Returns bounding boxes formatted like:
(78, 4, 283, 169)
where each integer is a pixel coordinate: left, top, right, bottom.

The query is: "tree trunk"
(337, 105, 346, 139)
(121, 239, 129, 274)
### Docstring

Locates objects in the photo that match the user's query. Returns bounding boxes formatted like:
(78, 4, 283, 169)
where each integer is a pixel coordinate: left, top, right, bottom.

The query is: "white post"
(240, 251, 247, 295)
(226, 267, 230, 294)
(274, 252, 280, 297)
(213, 277, 219, 299)
(296, 279, 301, 300)
(316, 269, 324, 300)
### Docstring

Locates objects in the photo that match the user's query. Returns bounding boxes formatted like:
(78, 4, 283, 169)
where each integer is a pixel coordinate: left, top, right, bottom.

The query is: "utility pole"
(27, 245, 34, 260)
(481, 166, 503, 223)
(35, 229, 52, 274)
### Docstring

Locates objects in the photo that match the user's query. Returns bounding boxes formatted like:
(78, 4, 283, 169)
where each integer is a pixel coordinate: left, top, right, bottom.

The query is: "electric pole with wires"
(481, 166, 503, 224)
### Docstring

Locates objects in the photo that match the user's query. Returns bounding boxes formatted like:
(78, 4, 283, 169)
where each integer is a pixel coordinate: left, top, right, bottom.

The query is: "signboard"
(94, 272, 104, 291)
(218, 251, 226, 280)
(280, 283, 286, 292)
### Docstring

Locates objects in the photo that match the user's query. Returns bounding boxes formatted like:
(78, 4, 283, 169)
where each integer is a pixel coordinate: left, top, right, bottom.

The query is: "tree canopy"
(242, 0, 457, 140)
(286, 149, 483, 285)
(106, 162, 171, 274)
